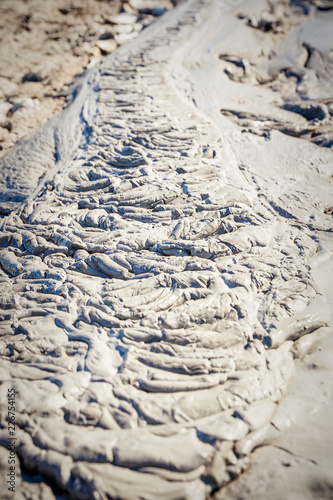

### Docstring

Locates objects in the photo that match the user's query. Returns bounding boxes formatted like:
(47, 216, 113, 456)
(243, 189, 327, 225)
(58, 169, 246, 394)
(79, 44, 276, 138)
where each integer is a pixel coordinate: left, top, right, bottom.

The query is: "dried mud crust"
(0, 0, 177, 156)
(0, 0, 332, 499)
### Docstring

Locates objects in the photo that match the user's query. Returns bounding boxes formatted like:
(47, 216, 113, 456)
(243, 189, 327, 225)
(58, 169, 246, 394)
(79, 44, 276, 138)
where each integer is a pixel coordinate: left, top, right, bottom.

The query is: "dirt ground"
(0, 0, 176, 157)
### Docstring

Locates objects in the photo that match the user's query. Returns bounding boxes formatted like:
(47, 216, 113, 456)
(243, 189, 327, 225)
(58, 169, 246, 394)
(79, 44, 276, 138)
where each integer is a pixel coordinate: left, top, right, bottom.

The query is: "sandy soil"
(0, 0, 176, 156)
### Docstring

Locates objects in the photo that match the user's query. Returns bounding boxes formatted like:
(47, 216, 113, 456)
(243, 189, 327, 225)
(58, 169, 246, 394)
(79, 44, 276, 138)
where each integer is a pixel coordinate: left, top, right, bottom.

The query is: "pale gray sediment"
(0, 0, 333, 499)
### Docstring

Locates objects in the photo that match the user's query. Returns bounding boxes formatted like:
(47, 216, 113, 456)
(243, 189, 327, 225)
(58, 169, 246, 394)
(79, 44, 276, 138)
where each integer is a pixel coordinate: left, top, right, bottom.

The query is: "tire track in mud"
(0, 0, 331, 498)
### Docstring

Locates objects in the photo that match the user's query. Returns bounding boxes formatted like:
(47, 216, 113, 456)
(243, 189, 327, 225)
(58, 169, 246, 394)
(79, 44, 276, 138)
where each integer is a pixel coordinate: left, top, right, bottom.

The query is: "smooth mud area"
(0, 1, 332, 499)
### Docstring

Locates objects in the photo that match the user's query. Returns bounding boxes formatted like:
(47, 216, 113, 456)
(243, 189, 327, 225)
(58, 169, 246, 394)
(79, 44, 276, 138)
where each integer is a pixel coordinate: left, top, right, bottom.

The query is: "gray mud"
(0, 0, 332, 499)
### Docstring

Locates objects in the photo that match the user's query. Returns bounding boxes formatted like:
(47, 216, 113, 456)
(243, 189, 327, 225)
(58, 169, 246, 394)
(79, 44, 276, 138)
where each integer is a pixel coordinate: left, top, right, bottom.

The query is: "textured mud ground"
(0, 0, 333, 499)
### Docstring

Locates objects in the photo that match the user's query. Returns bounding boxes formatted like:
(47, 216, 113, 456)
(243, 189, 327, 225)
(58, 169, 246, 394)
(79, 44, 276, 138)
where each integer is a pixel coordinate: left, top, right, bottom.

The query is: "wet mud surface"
(0, 0, 332, 499)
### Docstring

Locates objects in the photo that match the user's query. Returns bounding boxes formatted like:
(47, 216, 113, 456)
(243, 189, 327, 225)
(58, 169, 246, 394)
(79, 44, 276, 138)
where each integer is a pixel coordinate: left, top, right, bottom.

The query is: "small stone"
(22, 71, 43, 83)
(108, 13, 138, 25)
(129, 0, 173, 13)
(151, 7, 167, 16)
(11, 96, 35, 109)
(113, 24, 134, 35)
(99, 31, 114, 40)
(96, 39, 117, 54)
(9, 103, 23, 115)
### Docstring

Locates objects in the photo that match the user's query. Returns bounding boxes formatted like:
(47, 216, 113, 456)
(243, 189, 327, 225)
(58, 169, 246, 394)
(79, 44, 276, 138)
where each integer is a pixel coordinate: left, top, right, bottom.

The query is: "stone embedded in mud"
(22, 71, 44, 83)
(96, 39, 118, 54)
(108, 12, 138, 25)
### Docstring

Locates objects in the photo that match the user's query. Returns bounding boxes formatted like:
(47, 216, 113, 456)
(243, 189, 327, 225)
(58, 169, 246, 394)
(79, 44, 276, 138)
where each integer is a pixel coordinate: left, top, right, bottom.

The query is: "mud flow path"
(0, 0, 333, 499)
